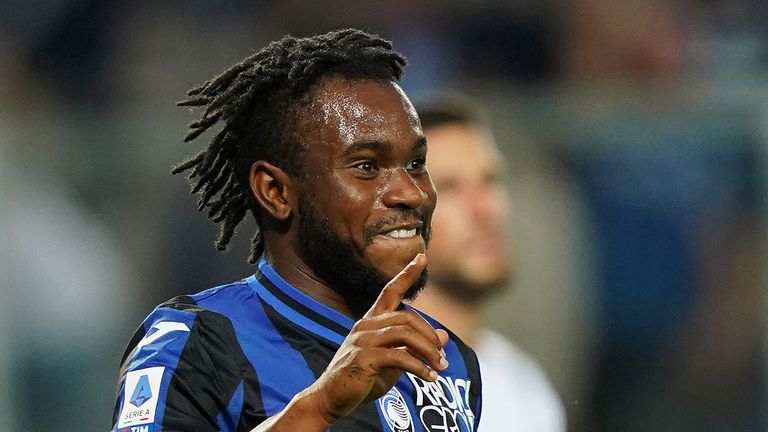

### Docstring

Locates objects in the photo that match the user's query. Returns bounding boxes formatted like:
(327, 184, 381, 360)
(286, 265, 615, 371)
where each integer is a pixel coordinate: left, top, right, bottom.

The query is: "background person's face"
(295, 77, 437, 315)
(424, 122, 511, 302)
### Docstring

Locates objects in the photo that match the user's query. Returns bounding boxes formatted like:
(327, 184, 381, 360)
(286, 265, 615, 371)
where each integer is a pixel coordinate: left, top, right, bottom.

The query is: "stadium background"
(1, 1, 766, 430)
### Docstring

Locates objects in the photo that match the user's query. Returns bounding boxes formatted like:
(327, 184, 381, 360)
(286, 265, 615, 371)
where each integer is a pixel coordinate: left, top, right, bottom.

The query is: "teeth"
(386, 229, 417, 238)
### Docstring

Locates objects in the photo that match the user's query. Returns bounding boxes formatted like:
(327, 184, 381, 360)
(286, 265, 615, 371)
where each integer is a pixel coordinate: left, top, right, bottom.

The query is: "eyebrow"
(341, 136, 427, 157)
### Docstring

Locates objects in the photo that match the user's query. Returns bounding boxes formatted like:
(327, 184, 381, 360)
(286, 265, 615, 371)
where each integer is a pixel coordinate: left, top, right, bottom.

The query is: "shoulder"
(120, 279, 256, 370)
(113, 281, 266, 432)
(476, 329, 563, 410)
(475, 329, 566, 431)
(475, 328, 550, 380)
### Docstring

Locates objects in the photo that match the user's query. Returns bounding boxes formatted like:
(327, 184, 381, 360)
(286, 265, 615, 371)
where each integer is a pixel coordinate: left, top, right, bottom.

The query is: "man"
(410, 96, 565, 431)
(112, 30, 481, 432)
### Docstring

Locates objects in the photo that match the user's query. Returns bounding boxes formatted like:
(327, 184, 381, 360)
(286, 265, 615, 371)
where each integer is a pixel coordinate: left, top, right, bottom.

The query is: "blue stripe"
(217, 381, 244, 431)
(257, 257, 355, 330)
(246, 275, 346, 345)
(194, 282, 318, 418)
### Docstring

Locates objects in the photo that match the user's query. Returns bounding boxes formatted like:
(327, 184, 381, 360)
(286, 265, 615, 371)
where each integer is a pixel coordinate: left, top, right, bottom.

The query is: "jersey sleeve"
(112, 302, 256, 432)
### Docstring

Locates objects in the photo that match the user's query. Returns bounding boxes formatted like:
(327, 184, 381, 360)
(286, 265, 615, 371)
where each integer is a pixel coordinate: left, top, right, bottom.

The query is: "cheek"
(490, 187, 511, 219)
(322, 176, 377, 240)
(422, 178, 438, 211)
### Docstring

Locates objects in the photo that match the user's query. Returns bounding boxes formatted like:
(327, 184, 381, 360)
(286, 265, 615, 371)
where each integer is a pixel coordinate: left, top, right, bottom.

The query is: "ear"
(249, 161, 295, 221)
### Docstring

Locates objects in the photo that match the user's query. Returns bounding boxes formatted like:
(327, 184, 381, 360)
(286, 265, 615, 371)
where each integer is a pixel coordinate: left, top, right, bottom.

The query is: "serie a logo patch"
(117, 367, 165, 431)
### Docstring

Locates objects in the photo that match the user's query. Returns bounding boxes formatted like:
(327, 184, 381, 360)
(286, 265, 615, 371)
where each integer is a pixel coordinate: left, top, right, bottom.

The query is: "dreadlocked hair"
(173, 29, 407, 264)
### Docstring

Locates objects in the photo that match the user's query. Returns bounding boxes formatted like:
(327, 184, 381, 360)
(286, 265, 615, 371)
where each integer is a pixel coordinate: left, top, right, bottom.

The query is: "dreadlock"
(173, 29, 407, 264)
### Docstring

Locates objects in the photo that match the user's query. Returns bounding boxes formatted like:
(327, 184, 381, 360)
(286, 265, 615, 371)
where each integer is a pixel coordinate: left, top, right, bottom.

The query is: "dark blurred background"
(1, 1, 767, 430)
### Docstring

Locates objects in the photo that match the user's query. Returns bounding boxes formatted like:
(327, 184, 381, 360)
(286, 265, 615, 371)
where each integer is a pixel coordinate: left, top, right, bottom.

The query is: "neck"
(410, 283, 482, 346)
(262, 241, 357, 318)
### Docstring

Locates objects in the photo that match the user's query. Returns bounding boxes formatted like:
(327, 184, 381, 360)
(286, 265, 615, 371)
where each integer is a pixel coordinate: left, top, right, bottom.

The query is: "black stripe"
(159, 295, 199, 311)
(235, 365, 267, 432)
(332, 400, 383, 432)
(255, 270, 350, 337)
(445, 328, 483, 424)
(162, 310, 266, 431)
(114, 322, 149, 427)
(120, 323, 147, 365)
(259, 297, 337, 378)
(259, 298, 383, 432)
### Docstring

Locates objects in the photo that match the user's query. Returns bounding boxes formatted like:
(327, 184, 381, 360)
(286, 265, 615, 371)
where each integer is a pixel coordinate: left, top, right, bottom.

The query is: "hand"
(307, 253, 450, 424)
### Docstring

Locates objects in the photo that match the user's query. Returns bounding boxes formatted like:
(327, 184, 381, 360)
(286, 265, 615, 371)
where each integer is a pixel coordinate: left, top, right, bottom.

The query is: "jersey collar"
(245, 257, 355, 345)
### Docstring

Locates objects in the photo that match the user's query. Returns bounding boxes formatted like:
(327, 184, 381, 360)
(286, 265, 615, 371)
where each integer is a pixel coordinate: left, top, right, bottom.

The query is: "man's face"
(294, 77, 436, 316)
(424, 122, 511, 303)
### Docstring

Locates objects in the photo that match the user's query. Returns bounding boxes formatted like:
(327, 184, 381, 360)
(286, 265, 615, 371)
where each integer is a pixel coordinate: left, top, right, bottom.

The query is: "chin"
(467, 255, 508, 274)
(367, 241, 427, 276)
(467, 269, 510, 289)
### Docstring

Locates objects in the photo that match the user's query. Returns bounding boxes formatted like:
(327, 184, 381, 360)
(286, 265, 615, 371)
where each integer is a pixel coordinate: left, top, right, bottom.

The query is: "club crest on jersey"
(378, 387, 414, 432)
(117, 367, 164, 430)
(407, 373, 476, 432)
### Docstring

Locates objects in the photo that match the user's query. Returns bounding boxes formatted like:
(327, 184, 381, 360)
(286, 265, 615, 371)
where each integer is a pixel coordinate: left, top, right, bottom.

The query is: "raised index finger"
(364, 253, 426, 318)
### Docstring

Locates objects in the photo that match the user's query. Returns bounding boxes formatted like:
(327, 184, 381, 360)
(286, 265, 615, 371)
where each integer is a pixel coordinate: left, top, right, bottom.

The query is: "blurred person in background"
(410, 95, 566, 432)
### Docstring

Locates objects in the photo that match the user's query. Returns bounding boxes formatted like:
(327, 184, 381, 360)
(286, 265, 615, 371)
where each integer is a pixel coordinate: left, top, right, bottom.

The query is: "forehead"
(424, 123, 502, 178)
(301, 76, 421, 149)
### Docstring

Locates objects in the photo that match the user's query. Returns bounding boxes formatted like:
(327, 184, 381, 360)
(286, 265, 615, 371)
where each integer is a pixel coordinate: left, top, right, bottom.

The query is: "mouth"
(377, 222, 424, 240)
(383, 228, 419, 238)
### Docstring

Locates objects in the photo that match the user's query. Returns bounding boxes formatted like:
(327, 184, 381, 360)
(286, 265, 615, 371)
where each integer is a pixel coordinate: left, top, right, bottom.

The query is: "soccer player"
(112, 30, 481, 432)
(410, 96, 566, 431)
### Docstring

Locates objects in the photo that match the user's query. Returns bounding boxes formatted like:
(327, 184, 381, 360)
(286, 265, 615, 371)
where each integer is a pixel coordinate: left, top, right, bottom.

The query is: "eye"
(406, 157, 426, 172)
(435, 178, 459, 193)
(353, 161, 378, 173)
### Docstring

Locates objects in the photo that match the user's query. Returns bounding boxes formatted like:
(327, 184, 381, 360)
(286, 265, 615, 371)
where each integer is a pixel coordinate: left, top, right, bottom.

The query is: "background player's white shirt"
(477, 329, 566, 432)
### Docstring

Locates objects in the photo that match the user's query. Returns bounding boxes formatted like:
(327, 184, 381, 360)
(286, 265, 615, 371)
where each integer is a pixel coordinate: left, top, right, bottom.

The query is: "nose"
(382, 167, 428, 209)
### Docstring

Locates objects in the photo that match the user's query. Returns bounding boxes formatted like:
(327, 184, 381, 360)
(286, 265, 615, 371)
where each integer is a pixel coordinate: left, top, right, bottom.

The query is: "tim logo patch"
(117, 367, 164, 430)
(378, 387, 414, 432)
(119, 425, 154, 432)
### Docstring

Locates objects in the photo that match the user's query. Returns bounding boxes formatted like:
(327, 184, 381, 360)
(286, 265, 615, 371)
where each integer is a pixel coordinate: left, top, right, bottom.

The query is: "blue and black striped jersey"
(112, 258, 482, 432)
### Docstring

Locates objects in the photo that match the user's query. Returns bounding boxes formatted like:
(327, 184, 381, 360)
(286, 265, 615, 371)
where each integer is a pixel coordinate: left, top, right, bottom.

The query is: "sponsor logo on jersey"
(117, 367, 164, 429)
(378, 386, 414, 432)
(136, 321, 190, 350)
(407, 373, 476, 432)
(119, 425, 154, 432)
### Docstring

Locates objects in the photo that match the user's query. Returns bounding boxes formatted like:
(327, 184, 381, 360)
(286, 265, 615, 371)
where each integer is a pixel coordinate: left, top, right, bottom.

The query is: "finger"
(355, 310, 442, 349)
(436, 329, 449, 348)
(436, 328, 449, 357)
(351, 325, 448, 371)
(366, 347, 439, 382)
(365, 253, 426, 318)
